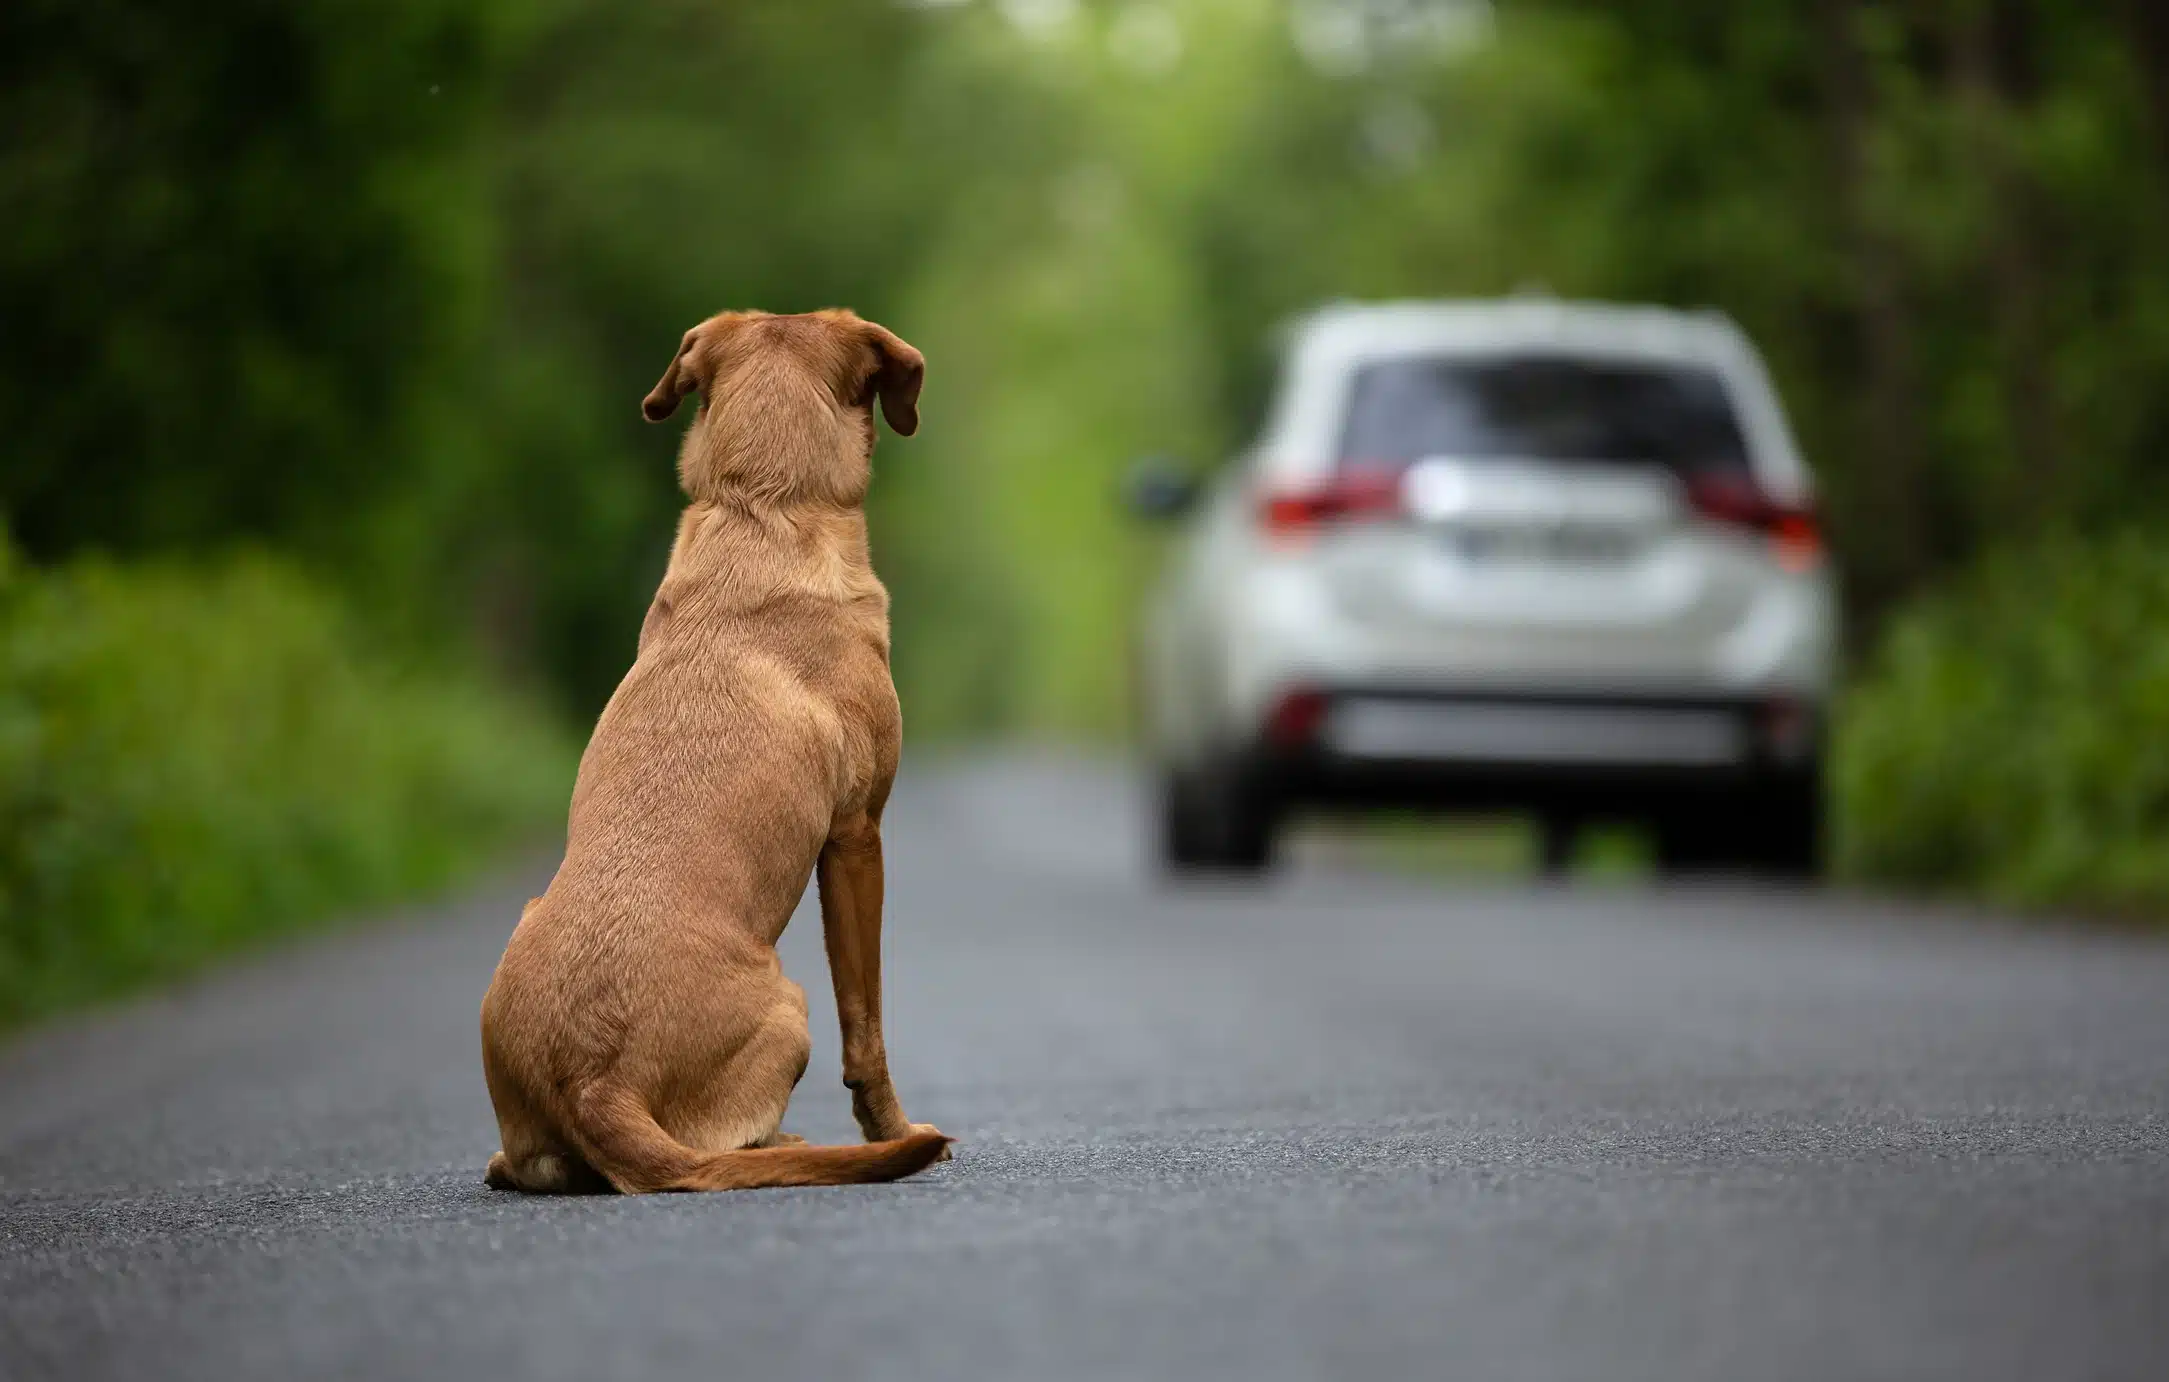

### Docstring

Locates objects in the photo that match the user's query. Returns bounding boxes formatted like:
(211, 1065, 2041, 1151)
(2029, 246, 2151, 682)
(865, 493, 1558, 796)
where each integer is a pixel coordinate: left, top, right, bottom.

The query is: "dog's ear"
(643, 323, 715, 422)
(861, 321, 924, 437)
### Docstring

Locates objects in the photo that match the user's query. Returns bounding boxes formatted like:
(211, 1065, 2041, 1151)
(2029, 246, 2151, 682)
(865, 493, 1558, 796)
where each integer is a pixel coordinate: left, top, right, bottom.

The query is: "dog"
(479, 309, 949, 1193)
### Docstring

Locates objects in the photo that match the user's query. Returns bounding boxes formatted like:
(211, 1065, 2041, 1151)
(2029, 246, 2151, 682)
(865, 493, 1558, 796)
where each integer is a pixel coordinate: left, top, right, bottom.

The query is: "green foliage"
(0, 539, 572, 1026)
(0, 0, 514, 563)
(1836, 534, 2169, 916)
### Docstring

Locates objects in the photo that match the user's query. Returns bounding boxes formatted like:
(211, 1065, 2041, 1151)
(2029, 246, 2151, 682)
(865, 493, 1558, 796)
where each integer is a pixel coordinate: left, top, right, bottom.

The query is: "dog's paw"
(908, 1123, 954, 1162)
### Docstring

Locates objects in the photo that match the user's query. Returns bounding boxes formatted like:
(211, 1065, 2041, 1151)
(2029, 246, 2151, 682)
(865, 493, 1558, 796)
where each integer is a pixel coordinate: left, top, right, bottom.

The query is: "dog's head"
(641, 309, 923, 504)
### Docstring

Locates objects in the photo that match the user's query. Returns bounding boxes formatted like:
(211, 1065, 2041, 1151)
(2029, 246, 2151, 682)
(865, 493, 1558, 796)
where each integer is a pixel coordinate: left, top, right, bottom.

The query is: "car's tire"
(1158, 756, 1277, 874)
(1159, 765, 1215, 868)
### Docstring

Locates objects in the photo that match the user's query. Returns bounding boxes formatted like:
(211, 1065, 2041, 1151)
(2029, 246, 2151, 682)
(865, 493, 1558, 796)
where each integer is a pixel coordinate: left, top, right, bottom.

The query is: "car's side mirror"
(1124, 456, 1201, 521)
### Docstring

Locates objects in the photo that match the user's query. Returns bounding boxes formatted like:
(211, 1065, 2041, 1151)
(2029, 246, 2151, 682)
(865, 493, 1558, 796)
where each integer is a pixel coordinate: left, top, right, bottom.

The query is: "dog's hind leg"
(667, 983, 814, 1156)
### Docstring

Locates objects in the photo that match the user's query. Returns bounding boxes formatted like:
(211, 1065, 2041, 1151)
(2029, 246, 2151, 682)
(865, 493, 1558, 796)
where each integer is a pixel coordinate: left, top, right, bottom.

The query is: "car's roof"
(1283, 297, 1752, 365)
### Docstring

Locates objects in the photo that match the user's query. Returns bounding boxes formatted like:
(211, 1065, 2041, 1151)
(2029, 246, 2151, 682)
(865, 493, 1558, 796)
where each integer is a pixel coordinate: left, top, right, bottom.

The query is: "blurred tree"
(0, 0, 510, 560)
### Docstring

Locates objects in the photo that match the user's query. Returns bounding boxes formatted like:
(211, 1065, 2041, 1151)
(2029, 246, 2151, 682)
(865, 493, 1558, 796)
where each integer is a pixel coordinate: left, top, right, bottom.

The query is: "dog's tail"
(568, 1084, 950, 1193)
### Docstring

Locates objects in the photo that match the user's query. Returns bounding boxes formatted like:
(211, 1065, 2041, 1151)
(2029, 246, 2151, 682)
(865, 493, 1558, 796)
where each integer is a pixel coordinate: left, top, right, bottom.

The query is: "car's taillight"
(1257, 467, 1403, 537)
(1263, 688, 1330, 749)
(1685, 475, 1825, 572)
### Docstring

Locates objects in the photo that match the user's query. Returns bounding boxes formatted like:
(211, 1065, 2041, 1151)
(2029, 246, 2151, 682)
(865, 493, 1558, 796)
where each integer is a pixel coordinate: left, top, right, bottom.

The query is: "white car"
(1129, 298, 1836, 875)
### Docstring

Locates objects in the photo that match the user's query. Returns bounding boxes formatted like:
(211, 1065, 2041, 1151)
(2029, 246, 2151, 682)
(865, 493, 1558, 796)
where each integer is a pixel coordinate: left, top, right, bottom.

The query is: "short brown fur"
(479, 309, 947, 1193)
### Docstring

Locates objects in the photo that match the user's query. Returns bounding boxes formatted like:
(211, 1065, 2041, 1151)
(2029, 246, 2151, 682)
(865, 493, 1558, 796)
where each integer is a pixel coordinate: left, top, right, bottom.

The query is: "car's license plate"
(1328, 699, 1746, 766)
(1449, 525, 1636, 564)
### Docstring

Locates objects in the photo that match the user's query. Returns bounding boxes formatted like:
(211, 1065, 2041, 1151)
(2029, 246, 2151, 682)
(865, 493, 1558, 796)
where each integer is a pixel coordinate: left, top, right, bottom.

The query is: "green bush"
(0, 541, 574, 1026)
(1835, 533, 2169, 916)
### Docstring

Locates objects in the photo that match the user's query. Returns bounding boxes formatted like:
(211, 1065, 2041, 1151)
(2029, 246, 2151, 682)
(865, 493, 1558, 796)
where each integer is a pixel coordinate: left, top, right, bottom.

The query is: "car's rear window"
(1338, 355, 1752, 475)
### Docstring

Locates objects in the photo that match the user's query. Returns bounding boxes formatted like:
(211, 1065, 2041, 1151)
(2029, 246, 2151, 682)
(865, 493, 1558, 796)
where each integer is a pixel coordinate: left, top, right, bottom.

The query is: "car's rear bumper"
(1252, 688, 1820, 815)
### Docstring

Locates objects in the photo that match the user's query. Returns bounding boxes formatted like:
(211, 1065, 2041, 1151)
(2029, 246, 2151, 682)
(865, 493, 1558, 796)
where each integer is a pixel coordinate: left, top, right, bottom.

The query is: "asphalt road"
(3, 756, 2167, 1381)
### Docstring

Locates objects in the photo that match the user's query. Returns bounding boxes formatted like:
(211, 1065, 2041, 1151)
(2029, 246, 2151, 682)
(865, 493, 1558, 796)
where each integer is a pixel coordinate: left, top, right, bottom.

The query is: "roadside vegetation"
(1836, 536, 2169, 915)
(3, 0, 2166, 1020)
(0, 539, 571, 1026)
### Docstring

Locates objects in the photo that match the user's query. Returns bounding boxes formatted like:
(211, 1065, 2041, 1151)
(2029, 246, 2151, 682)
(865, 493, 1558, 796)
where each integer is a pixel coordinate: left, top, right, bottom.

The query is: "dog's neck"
(666, 492, 883, 615)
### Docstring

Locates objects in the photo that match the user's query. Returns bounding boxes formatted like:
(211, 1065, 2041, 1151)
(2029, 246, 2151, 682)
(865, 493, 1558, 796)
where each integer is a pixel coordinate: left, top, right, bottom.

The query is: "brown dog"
(479, 309, 949, 1193)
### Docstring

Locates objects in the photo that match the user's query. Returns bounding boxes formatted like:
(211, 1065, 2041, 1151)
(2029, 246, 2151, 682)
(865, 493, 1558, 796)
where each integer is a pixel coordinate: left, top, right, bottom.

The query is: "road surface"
(3, 756, 2166, 1380)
